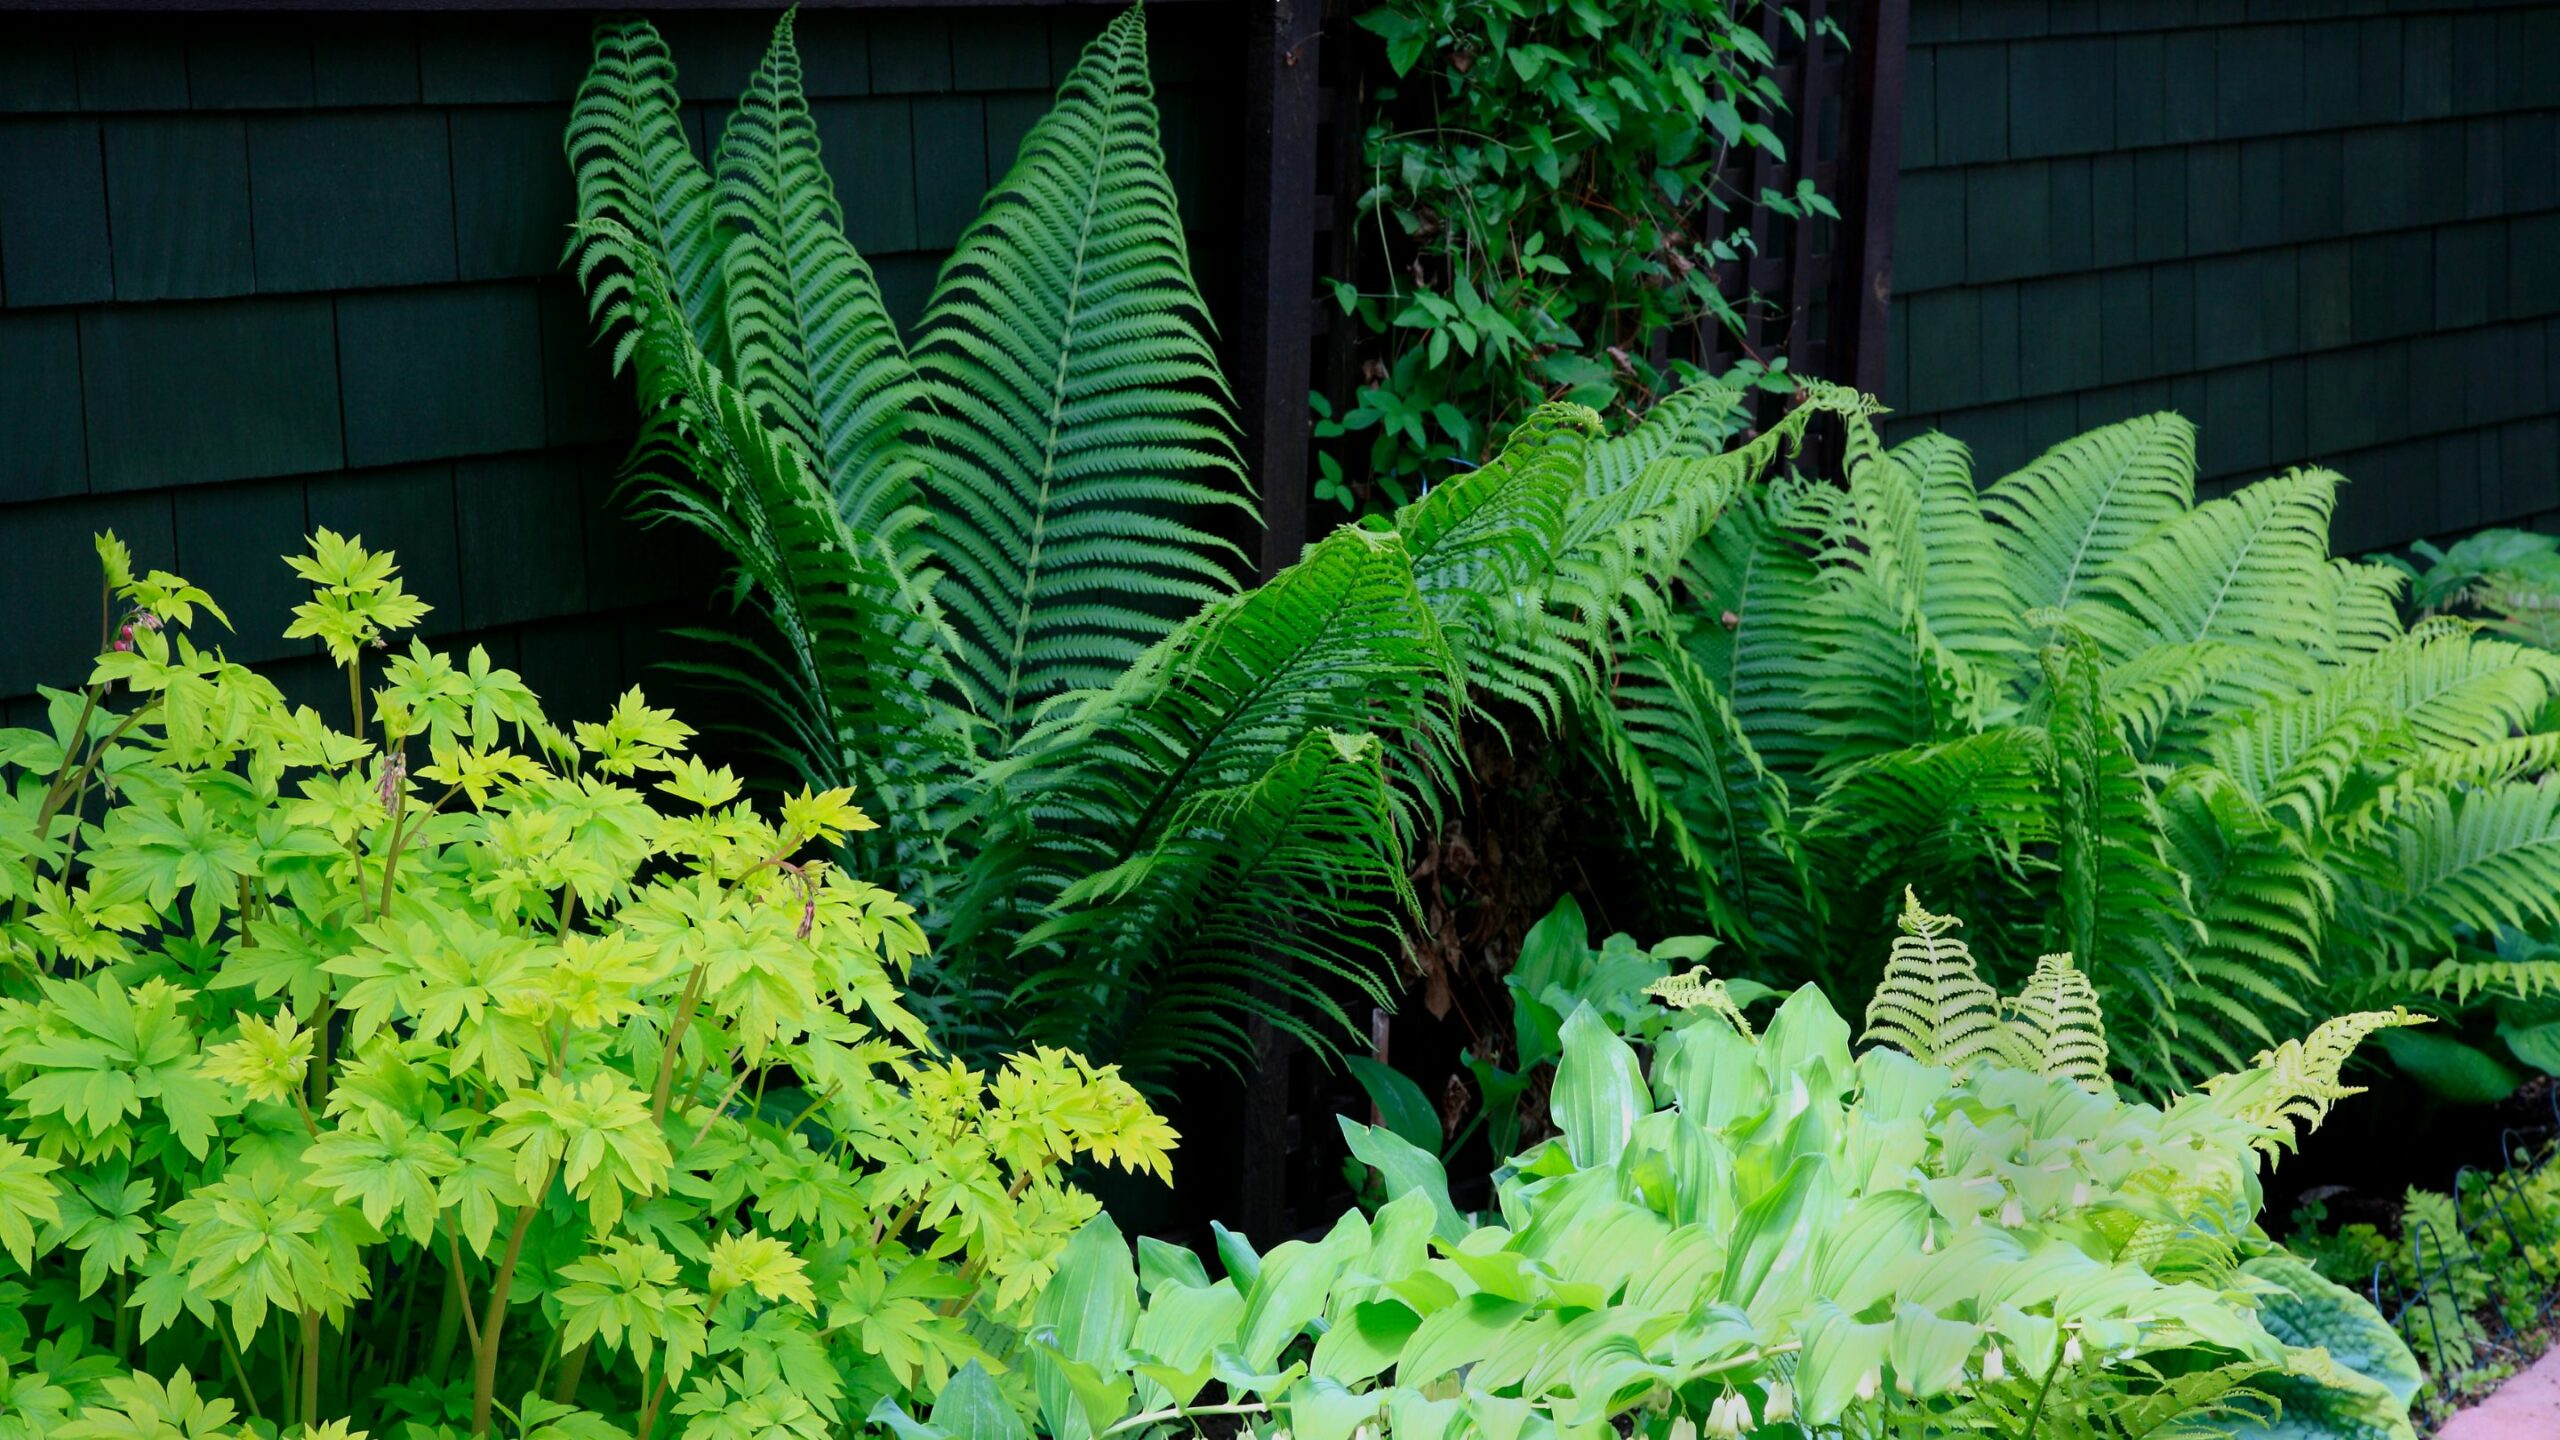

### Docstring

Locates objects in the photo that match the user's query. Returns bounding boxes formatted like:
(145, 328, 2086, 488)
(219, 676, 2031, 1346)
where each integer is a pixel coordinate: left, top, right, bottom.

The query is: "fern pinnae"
(1982, 412, 2196, 614)
(2008, 952, 2110, 1089)
(568, 17, 726, 355)
(712, 9, 928, 539)
(913, 4, 1252, 736)
(1863, 887, 2021, 1073)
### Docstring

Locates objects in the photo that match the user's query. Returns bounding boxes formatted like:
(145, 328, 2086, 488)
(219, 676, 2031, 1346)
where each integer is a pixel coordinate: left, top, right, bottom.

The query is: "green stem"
(2019, 1352, 2066, 1440)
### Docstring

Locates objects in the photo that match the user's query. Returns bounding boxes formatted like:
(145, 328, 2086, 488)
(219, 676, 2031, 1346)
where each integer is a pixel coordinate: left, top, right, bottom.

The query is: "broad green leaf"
(1345, 1056, 1444, 1154)
(2377, 1027, 2520, 1104)
(1338, 1118, 1468, 1242)
(1796, 1301, 1890, 1425)
(1719, 1153, 1833, 1318)
(1887, 1302, 1977, 1399)
(931, 1361, 1028, 1440)
(1551, 1003, 1644, 1167)
(1033, 1214, 1139, 1440)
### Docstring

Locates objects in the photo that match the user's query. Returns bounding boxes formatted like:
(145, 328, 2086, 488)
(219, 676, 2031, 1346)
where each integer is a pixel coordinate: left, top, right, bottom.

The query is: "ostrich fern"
(568, 8, 1815, 1078)
(1610, 408, 2560, 1093)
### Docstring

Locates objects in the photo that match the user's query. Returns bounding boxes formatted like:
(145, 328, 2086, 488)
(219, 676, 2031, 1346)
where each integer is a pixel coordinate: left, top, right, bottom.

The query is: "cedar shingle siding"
(0, 7, 1237, 724)
(1887, 0, 2560, 555)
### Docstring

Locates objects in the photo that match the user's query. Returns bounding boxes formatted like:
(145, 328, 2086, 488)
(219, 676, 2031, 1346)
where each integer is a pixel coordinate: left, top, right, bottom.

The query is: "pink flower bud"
(1720, 610, 1740, 629)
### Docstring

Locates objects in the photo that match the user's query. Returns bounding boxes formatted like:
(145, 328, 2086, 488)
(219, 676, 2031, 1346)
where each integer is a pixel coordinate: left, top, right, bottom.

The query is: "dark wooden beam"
(1832, 0, 1910, 398)
(1238, 0, 1322, 582)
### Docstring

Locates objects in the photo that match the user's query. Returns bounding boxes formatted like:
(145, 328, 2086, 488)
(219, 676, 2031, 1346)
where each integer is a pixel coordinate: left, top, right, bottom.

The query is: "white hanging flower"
(2062, 1335, 2085, 1366)
(2071, 1179, 2092, 1207)
(1981, 1343, 2006, 1382)
(1922, 1228, 1936, 1254)
(1764, 1382, 1796, 1424)
(1700, 1394, 1742, 1440)
(2000, 1195, 2026, 1228)
(1668, 1416, 1699, 1440)
(1855, 1368, 1881, 1402)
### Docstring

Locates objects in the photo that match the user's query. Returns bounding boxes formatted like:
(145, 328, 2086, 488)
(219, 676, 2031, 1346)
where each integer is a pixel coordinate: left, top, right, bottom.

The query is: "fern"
(712, 11, 927, 538)
(910, 5, 1252, 735)
(2189, 1008, 2428, 1154)
(565, 19, 724, 352)
(1607, 403, 2560, 1095)
(2007, 952, 2110, 1090)
(1982, 412, 2196, 613)
(1643, 968, 1754, 1037)
(1862, 889, 2018, 1074)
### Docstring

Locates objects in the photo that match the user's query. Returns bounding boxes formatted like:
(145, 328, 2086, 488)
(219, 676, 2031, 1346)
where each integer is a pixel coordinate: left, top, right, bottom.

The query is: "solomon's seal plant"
(926, 893, 2425, 1440)
(0, 534, 1175, 1438)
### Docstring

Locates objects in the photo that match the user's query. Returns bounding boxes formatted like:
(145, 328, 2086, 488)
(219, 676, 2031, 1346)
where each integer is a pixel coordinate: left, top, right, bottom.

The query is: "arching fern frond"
(568, 18, 725, 354)
(1646, 967, 1755, 1037)
(1018, 729, 1412, 1075)
(2186, 1008, 2427, 1155)
(571, 221, 965, 832)
(2351, 781, 2560, 976)
(1981, 412, 2196, 614)
(712, 10, 927, 537)
(1863, 888, 2020, 1074)
(2072, 468, 2341, 669)
(912, 5, 1252, 736)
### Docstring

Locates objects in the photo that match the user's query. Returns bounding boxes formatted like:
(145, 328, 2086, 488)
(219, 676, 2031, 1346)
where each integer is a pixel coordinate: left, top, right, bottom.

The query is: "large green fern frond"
(911, 5, 1252, 735)
(966, 526, 1458, 1061)
(1681, 474, 1834, 783)
(2042, 634, 2199, 1040)
(1982, 412, 2196, 613)
(567, 18, 725, 353)
(1869, 432, 2027, 683)
(572, 222, 965, 825)
(2072, 468, 2341, 671)
(1592, 628, 1818, 952)
(1017, 729, 1412, 1075)
(712, 11, 928, 538)
(2351, 781, 2560, 976)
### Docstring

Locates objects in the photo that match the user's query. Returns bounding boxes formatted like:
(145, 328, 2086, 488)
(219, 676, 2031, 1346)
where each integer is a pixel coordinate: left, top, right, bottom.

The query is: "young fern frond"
(1862, 888, 2019, 1074)
(2187, 1007, 2427, 1155)
(2008, 952, 2110, 1090)
(1644, 967, 1754, 1037)
(911, 5, 1252, 736)
(567, 18, 725, 354)
(713, 11, 928, 538)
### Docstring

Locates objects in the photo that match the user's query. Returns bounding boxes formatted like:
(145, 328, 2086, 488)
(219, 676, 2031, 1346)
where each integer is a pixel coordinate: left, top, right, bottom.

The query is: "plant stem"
(549, 1339, 590, 1406)
(2019, 1353, 2065, 1440)
(299, 1309, 322, 1427)
(649, 963, 709, 1124)
(468, 1169, 553, 1438)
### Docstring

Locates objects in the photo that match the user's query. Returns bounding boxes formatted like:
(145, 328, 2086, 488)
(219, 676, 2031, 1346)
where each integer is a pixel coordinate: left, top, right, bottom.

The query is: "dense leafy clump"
(570, 6, 1857, 1079)
(0, 537, 1174, 1438)
(1603, 408, 2560, 1092)
(1316, 0, 1813, 512)
(908, 897, 2423, 1440)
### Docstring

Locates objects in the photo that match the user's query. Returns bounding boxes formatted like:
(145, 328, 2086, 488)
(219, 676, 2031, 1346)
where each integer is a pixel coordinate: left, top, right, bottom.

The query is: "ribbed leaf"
(912, 5, 1252, 734)
(2073, 469, 2341, 663)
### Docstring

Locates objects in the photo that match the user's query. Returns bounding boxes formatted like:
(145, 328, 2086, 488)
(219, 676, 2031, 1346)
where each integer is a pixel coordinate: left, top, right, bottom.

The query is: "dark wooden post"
(1234, 0, 1325, 1242)
(1831, 0, 1910, 397)
(1239, 0, 1323, 581)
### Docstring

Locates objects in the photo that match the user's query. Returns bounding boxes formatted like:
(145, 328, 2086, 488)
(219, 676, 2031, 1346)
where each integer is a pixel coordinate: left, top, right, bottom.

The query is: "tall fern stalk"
(1606, 408, 2560, 1092)
(568, 8, 1830, 1077)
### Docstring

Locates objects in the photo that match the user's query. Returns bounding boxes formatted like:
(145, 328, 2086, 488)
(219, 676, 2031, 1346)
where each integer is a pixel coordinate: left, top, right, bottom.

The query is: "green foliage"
(572, 3, 1876, 1080)
(0, 537, 1177, 1439)
(1319, 0, 1824, 511)
(1602, 408, 2560, 1094)
(2292, 1153, 2560, 1416)
(2390, 526, 2560, 652)
(938, 899, 2420, 1440)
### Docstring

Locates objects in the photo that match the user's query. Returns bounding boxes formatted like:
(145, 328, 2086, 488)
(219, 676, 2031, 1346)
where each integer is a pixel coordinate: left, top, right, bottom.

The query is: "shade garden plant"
(0, 533, 2435, 1440)
(566, 4, 1867, 1084)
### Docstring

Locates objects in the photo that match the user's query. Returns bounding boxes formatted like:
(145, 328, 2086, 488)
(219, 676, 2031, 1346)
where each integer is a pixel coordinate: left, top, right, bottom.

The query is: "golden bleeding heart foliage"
(0, 533, 1173, 1439)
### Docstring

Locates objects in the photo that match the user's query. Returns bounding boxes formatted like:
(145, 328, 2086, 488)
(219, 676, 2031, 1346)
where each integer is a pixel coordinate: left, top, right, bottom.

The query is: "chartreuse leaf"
(1720, 1153, 1834, 1315)
(1032, 1214, 1139, 1440)
(1551, 1003, 1644, 1166)
(1797, 1301, 1890, 1425)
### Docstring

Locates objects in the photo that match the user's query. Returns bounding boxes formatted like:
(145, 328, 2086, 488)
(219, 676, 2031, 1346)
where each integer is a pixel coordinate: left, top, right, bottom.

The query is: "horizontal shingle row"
(0, 6, 1243, 715)
(1886, 0, 2560, 552)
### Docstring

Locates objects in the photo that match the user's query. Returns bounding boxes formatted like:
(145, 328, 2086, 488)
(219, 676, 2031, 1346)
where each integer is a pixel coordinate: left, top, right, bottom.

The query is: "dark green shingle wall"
(0, 7, 1238, 725)
(1884, 0, 2560, 554)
